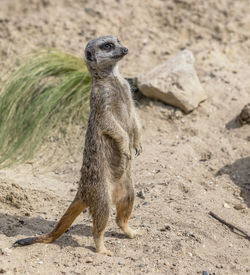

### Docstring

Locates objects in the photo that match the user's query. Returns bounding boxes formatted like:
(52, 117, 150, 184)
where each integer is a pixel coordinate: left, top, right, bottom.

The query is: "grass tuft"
(0, 49, 91, 167)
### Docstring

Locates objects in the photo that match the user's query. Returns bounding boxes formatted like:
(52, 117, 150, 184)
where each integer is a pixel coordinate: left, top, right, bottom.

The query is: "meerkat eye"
(100, 43, 114, 50)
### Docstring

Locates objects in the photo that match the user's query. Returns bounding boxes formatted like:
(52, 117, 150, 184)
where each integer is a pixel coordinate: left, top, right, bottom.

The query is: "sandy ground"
(0, 0, 250, 274)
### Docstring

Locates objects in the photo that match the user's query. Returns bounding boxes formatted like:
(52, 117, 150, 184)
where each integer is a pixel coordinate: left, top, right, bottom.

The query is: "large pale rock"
(137, 50, 207, 113)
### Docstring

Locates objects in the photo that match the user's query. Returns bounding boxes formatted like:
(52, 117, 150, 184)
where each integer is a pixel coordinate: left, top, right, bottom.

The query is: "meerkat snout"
(121, 47, 128, 55)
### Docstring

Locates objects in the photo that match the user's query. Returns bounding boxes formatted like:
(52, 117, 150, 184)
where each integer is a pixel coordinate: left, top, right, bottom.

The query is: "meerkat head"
(84, 36, 128, 73)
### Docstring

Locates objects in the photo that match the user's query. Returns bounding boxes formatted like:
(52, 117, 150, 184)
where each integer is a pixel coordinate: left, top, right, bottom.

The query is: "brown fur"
(14, 36, 142, 255)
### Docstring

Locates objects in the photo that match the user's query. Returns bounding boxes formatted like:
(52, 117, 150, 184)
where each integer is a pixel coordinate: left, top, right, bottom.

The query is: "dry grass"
(0, 49, 91, 167)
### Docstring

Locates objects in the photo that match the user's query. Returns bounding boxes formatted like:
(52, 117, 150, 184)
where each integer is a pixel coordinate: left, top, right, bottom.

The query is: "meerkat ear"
(86, 50, 94, 62)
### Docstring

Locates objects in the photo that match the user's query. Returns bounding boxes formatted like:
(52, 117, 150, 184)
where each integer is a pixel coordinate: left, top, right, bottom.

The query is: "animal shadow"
(0, 213, 92, 248)
(0, 213, 129, 249)
(216, 156, 250, 207)
(225, 116, 241, 129)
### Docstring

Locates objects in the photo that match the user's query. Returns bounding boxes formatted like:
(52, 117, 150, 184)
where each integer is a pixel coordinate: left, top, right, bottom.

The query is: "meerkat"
(14, 36, 142, 255)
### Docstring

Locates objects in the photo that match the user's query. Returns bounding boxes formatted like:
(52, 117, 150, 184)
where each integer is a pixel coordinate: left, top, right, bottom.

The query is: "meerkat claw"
(135, 144, 142, 156)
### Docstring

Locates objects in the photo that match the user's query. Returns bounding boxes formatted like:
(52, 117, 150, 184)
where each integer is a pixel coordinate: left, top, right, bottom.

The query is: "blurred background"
(0, 0, 249, 75)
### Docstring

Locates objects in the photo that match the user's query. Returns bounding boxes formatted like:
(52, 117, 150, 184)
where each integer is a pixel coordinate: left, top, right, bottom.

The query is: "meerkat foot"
(94, 230, 112, 256)
(117, 220, 140, 239)
(124, 227, 142, 239)
(95, 240, 112, 256)
(96, 247, 113, 256)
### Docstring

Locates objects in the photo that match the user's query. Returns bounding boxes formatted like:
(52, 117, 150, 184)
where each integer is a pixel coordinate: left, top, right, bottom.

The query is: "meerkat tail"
(14, 198, 86, 247)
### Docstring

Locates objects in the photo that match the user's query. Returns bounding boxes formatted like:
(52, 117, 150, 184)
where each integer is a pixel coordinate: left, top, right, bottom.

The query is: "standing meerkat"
(14, 36, 142, 255)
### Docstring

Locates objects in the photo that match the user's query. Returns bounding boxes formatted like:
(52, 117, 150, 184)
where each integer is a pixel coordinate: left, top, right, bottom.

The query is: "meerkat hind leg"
(115, 182, 138, 239)
(91, 200, 112, 256)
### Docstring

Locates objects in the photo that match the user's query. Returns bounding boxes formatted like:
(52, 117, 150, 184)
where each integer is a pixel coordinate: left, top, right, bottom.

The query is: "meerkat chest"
(111, 87, 133, 129)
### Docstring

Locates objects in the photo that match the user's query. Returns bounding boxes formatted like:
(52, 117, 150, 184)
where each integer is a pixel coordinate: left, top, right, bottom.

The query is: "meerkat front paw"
(122, 144, 132, 160)
(134, 143, 142, 156)
(123, 151, 132, 160)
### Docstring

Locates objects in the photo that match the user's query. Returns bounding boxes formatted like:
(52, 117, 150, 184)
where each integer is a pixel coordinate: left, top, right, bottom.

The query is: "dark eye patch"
(100, 42, 115, 50)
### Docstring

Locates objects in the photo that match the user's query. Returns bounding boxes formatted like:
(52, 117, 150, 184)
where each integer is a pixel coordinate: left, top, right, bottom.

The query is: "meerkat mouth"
(111, 54, 124, 59)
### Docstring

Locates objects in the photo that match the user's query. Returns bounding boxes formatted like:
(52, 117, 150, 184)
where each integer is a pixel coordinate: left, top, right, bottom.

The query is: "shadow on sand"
(216, 156, 250, 207)
(0, 212, 128, 250)
(225, 116, 242, 129)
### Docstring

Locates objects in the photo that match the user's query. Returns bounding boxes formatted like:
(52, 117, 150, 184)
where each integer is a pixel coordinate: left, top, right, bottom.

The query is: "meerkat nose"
(121, 47, 128, 55)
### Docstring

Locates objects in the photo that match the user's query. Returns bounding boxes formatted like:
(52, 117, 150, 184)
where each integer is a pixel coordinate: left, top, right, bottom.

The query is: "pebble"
(223, 202, 230, 208)
(234, 203, 245, 210)
(137, 191, 145, 199)
(86, 257, 93, 263)
(0, 268, 6, 274)
(160, 225, 171, 231)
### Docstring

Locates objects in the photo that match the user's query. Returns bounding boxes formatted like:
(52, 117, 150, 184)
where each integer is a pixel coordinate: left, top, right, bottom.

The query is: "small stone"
(137, 191, 145, 199)
(160, 225, 171, 231)
(0, 268, 6, 273)
(234, 203, 245, 210)
(239, 103, 250, 125)
(138, 264, 145, 268)
(209, 72, 216, 78)
(118, 262, 123, 265)
(86, 257, 93, 263)
(223, 202, 231, 208)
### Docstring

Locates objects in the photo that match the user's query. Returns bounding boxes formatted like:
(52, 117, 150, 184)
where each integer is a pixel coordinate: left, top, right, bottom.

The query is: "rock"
(239, 103, 250, 125)
(137, 50, 207, 113)
(223, 202, 231, 208)
(137, 190, 145, 199)
(234, 203, 245, 210)
(86, 257, 93, 263)
(160, 225, 171, 231)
